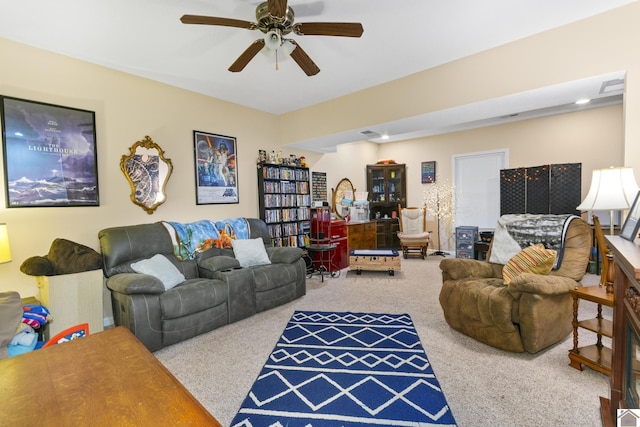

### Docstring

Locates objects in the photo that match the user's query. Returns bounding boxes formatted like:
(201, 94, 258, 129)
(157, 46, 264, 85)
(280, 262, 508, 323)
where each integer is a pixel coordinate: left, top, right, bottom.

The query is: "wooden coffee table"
(0, 326, 221, 426)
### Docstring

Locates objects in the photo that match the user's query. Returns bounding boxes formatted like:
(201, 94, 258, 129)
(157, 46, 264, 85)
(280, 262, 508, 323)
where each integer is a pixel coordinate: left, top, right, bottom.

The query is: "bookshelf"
(257, 162, 311, 247)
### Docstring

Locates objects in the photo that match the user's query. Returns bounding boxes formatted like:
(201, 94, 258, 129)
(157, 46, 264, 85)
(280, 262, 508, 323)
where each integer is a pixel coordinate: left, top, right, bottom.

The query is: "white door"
(453, 149, 508, 230)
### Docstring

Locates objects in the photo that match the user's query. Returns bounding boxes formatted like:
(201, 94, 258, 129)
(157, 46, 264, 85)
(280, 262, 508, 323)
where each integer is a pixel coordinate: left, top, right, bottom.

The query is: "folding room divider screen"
(500, 163, 581, 215)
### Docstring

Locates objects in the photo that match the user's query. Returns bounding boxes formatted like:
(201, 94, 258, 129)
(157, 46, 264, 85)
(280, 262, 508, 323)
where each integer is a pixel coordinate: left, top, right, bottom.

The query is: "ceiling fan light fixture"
(264, 29, 283, 50)
(281, 39, 295, 55)
(261, 38, 295, 58)
(261, 30, 295, 70)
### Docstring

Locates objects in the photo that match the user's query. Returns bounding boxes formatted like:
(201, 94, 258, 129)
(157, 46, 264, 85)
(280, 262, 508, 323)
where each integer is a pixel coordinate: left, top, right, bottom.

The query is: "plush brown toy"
(20, 238, 102, 276)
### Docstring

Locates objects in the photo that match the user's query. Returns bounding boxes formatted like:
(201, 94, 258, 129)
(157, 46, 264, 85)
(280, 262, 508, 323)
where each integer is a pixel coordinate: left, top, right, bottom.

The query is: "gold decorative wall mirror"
(332, 178, 355, 219)
(120, 135, 173, 214)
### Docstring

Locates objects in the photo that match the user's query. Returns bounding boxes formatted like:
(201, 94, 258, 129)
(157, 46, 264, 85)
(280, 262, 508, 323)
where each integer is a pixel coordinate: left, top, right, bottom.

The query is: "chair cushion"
(400, 208, 425, 235)
(439, 277, 524, 352)
(502, 244, 556, 285)
(398, 232, 430, 242)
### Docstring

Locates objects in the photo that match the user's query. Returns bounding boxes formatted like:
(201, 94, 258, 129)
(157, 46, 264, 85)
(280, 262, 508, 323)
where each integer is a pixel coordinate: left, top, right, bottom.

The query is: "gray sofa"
(98, 218, 306, 351)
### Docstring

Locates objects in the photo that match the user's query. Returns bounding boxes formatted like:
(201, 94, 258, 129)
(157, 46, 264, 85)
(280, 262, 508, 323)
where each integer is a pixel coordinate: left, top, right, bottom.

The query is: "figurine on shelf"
(299, 156, 308, 168)
(269, 151, 277, 163)
(258, 149, 267, 163)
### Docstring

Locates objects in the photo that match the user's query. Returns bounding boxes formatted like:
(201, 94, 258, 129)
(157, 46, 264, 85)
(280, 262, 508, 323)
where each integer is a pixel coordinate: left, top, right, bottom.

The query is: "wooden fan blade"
(294, 22, 364, 37)
(268, 0, 288, 19)
(229, 39, 265, 72)
(289, 40, 320, 76)
(180, 14, 255, 30)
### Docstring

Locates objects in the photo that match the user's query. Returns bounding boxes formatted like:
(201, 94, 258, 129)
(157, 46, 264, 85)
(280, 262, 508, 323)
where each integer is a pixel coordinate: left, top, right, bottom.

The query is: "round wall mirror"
(120, 135, 173, 214)
(332, 178, 355, 219)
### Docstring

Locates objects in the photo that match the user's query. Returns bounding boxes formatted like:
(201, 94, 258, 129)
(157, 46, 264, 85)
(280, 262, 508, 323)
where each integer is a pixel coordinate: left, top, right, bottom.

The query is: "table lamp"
(0, 223, 12, 263)
(577, 167, 639, 235)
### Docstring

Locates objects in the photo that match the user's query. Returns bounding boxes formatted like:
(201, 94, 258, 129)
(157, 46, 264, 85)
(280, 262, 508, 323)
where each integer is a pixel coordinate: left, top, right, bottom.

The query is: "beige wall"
(306, 141, 379, 200)
(0, 2, 636, 298)
(377, 105, 623, 208)
(315, 105, 622, 251)
(0, 38, 312, 297)
(306, 105, 623, 208)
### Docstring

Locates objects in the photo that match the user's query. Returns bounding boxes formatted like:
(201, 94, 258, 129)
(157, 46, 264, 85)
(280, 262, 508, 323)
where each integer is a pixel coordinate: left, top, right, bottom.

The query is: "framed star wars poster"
(193, 130, 238, 204)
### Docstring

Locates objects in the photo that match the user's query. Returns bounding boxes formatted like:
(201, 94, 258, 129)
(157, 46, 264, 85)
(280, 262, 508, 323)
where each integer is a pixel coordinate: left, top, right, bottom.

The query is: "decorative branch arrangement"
(422, 179, 455, 255)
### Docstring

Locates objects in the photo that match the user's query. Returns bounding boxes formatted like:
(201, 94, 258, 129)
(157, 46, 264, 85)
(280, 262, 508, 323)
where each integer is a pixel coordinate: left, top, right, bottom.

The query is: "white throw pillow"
(232, 238, 272, 267)
(131, 254, 185, 290)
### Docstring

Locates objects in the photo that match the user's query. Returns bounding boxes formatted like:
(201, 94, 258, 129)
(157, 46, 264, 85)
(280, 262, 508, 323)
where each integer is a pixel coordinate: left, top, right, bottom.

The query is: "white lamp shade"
(261, 37, 295, 59)
(0, 223, 12, 263)
(264, 29, 282, 51)
(577, 167, 639, 211)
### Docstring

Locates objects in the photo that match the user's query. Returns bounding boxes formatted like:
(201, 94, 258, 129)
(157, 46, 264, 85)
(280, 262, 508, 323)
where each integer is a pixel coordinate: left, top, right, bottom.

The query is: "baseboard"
(103, 316, 115, 329)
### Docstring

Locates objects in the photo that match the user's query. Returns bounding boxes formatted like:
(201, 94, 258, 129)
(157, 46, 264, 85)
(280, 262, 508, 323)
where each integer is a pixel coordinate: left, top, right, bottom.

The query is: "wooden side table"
(568, 285, 614, 376)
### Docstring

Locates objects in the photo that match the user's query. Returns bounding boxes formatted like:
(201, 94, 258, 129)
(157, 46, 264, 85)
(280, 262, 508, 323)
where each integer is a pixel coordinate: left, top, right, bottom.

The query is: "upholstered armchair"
(397, 206, 430, 259)
(438, 215, 592, 353)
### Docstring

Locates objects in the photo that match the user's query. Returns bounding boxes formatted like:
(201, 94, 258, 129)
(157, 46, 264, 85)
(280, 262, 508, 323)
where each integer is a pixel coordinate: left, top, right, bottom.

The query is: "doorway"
(453, 149, 508, 230)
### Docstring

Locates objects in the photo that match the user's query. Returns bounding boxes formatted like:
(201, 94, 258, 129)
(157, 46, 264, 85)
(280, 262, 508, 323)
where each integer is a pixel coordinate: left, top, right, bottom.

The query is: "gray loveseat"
(99, 218, 306, 351)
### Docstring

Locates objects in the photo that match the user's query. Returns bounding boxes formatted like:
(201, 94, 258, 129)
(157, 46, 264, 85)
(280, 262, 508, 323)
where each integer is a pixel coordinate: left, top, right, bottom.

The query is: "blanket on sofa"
(163, 218, 250, 260)
(488, 214, 580, 268)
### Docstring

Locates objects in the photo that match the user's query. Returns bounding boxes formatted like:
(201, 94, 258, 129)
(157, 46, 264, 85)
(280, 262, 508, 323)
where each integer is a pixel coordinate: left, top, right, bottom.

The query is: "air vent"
(600, 78, 624, 94)
(359, 130, 381, 138)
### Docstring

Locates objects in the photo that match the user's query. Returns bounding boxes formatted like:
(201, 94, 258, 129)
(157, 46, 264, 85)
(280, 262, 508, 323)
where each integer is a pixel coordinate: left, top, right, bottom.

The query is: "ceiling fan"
(180, 0, 364, 76)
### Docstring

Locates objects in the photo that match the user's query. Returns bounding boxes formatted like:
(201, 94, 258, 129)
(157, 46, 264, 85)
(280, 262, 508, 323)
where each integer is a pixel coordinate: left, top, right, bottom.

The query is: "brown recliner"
(438, 216, 592, 353)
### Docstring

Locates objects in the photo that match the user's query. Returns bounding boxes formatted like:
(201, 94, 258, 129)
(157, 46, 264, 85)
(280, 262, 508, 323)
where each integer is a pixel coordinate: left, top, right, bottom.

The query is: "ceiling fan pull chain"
(276, 49, 279, 71)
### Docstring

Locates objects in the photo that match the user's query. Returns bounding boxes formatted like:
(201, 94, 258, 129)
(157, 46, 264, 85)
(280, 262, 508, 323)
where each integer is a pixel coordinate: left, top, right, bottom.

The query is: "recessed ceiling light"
(575, 98, 591, 105)
(381, 134, 389, 140)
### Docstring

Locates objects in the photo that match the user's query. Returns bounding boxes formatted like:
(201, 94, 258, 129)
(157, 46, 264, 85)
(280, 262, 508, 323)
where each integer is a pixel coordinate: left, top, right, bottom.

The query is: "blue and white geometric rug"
(230, 311, 457, 427)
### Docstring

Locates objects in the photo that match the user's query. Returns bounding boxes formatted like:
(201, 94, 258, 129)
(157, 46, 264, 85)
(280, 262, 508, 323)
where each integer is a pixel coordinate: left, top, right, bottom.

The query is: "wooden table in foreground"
(0, 326, 221, 426)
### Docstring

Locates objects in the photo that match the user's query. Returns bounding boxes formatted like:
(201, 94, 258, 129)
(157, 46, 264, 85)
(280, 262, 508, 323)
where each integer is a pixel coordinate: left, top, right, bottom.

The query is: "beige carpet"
(154, 255, 610, 427)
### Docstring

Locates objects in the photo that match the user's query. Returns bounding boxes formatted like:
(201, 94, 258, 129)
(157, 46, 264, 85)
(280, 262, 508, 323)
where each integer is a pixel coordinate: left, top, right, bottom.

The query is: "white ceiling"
(0, 0, 632, 151)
